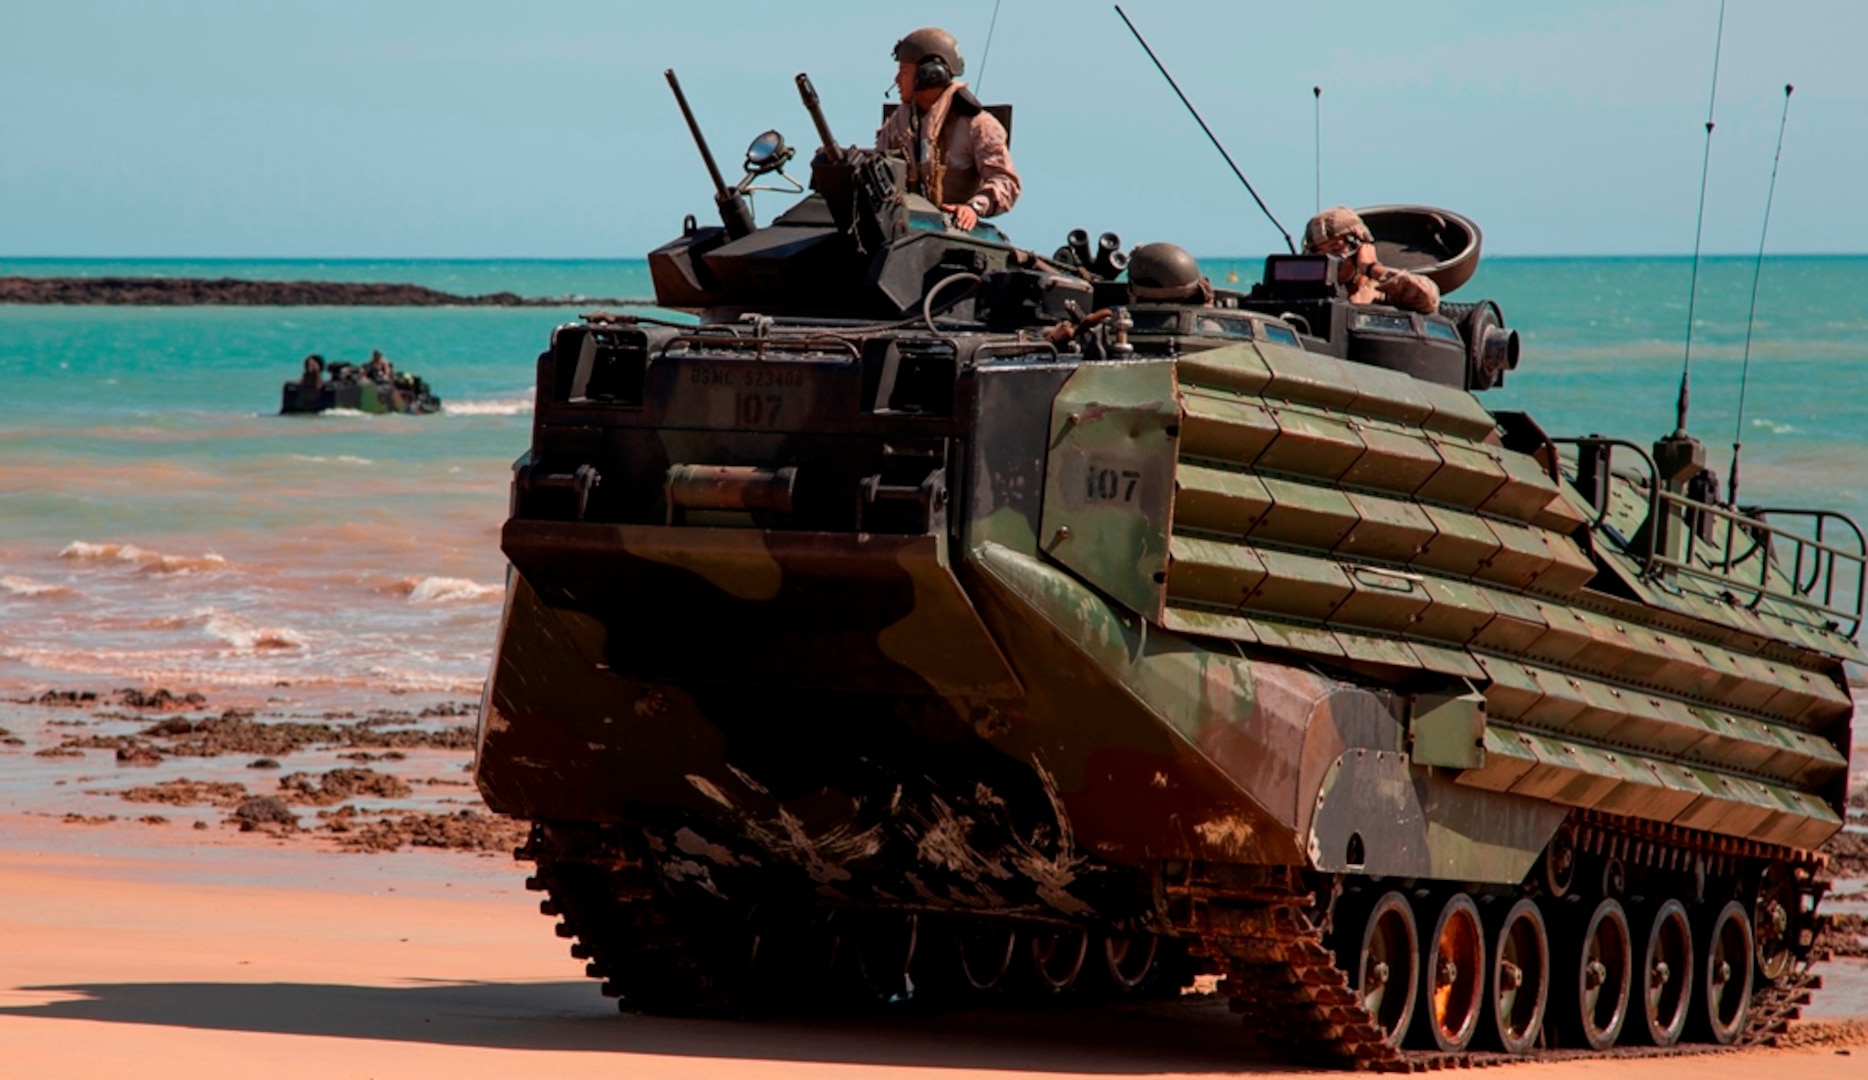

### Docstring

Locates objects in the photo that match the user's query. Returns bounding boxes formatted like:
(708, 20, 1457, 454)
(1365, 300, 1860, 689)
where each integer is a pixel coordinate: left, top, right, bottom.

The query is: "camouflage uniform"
(1366, 266, 1438, 315)
(876, 84, 1020, 217)
(1303, 205, 1440, 315)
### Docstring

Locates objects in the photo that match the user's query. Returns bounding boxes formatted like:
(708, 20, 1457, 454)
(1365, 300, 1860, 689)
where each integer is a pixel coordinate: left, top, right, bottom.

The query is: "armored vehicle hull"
(280, 365, 440, 414)
(474, 77, 1860, 1068)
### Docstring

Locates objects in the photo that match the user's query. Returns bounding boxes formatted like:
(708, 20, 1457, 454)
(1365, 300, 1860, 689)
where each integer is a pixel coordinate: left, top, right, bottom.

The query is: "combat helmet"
(1128, 242, 1212, 303)
(893, 27, 965, 87)
(1303, 206, 1373, 253)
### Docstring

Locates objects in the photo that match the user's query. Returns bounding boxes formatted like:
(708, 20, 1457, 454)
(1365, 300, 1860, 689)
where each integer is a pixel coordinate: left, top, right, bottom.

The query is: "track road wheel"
(1755, 861, 1796, 983)
(1637, 899, 1693, 1046)
(1101, 934, 1159, 992)
(1486, 898, 1549, 1054)
(1027, 927, 1089, 993)
(853, 913, 919, 1002)
(1354, 891, 1420, 1046)
(744, 917, 838, 1008)
(1414, 893, 1485, 1052)
(1564, 898, 1633, 1050)
(955, 923, 1017, 992)
(1696, 899, 1755, 1045)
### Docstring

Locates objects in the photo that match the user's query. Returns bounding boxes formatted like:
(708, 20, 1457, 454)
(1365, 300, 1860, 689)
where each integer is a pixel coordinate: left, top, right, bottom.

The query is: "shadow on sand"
(0, 979, 1282, 1073)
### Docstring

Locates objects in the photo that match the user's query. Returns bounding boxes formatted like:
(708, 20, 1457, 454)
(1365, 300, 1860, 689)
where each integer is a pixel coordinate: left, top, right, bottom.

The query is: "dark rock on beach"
(231, 796, 300, 832)
(1826, 912, 1868, 960)
(60, 712, 473, 759)
(278, 767, 412, 806)
(119, 779, 250, 808)
(117, 688, 207, 711)
(115, 744, 164, 766)
(327, 808, 527, 853)
(1829, 827, 1868, 879)
(23, 690, 98, 708)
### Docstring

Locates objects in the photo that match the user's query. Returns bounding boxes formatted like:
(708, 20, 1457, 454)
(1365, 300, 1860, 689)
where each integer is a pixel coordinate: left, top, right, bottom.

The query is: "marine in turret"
(1303, 205, 1440, 314)
(876, 26, 1020, 232)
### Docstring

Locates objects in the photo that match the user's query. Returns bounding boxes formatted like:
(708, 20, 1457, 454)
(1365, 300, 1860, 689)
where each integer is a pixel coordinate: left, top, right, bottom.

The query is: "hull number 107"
(1086, 466, 1141, 503)
(734, 392, 784, 428)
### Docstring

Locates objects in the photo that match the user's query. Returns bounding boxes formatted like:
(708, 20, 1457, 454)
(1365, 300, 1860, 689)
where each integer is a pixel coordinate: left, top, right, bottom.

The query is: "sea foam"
(291, 454, 375, 465)
(202, 611, 304, 650)
(443, 395, 533, 416)
(1, 575, 70, 598)
(398, 575, 503, 604)
(59, 541, 227, 574)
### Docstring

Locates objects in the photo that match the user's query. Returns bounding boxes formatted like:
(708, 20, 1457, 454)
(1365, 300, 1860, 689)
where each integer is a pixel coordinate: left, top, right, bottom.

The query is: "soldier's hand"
(944, 204, 979, 232)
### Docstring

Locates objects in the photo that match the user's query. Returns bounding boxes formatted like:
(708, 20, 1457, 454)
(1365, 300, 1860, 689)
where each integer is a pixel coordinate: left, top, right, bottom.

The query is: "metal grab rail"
(1756, 507, 1861, 627)
(1552, 436, 1866, 638)
(1550, 436, 1656, 529)
(1649, 493, 1866, 635)
(972, 340, 1061, 363)
(665, 333, 861, 361)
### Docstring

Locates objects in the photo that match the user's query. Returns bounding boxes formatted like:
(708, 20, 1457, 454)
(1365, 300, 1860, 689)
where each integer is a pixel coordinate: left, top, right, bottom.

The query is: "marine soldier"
(298, 354, 325, 408)
(877, 27, 1021, 232)
(1303, 206, 1440, 315)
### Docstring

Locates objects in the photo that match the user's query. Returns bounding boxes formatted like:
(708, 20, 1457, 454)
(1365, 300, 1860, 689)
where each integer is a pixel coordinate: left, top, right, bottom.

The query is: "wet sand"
(2, 691, 1865, 1078)
(2, 818, 1865, 1080)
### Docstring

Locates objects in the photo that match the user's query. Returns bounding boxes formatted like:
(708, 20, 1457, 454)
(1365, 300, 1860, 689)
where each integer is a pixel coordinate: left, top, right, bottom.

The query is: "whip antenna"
(1313, 86, 1322, 214)
(975, 0, 1005, 93)
(1114, 4, 1295, 253)
(1677, 0, 1727, 436)
(1729, 83, 1794, 503)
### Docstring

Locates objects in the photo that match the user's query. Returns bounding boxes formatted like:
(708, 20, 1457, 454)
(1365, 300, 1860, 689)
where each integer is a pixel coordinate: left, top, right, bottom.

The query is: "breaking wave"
(443, 395, 532, 416)
(395, 575, 504, 604)
(59, 541, 227, 574)
(1, 575, 70, 597)
(202, 611, 304, 651)
(291, 454, 375, 465)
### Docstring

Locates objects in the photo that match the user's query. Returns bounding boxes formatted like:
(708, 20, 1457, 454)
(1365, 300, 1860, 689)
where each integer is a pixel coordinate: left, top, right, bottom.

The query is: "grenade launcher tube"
(665, 68, 756, 239)
(795, 73, 842, 162)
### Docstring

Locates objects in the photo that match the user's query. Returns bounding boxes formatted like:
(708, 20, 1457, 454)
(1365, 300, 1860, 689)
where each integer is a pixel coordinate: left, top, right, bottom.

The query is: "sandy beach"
(3, 690, 1865, 1080)
(3, 816, 1865, 1080)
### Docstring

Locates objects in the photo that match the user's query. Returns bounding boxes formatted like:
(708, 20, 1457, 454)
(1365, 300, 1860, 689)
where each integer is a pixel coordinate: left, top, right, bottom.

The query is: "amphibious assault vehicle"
(473, 72, 1863, 1067)
(279, 356, 440, 415)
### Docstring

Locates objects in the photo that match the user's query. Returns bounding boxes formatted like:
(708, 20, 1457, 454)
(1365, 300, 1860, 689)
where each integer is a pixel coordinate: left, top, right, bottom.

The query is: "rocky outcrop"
(0, 276, 644, 307)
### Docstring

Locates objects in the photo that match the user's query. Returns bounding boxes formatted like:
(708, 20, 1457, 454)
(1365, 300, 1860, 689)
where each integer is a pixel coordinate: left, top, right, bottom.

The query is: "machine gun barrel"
(795, 73, 842, 162)
(665, 68, 755, 239)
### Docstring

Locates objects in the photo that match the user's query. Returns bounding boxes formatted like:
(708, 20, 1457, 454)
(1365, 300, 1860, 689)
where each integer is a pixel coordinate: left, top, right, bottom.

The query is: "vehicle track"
(516, 817, 1829, 1071)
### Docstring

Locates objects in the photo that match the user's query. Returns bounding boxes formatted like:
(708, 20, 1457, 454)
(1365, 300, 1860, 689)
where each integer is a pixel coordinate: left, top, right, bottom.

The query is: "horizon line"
(5, 252, 1867, 263)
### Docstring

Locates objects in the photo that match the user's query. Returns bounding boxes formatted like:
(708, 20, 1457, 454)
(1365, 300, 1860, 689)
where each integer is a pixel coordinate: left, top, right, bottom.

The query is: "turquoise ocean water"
(2, 254, 1865, 705)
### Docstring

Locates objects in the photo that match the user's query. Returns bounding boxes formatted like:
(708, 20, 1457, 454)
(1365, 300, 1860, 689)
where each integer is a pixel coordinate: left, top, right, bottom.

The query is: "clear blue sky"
(3, 1, 1863, 258)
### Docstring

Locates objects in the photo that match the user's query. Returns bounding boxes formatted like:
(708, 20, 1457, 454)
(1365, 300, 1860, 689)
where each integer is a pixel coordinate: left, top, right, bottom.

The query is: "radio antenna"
(1729, 83, 1794, 504)
(1114, 4, 1295, 253)
(1676, 0, 1726, 437)
(1313, 86, 1323, 214)
(975, 0, 1005, 93)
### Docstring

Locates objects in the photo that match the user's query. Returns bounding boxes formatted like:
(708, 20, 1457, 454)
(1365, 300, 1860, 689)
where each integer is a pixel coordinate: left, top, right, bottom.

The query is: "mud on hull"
(480, 546, 1830, 1061)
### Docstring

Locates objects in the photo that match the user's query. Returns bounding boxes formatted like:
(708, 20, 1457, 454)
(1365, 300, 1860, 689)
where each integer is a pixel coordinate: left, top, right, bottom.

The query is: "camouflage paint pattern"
(479, 175, 1859, 926)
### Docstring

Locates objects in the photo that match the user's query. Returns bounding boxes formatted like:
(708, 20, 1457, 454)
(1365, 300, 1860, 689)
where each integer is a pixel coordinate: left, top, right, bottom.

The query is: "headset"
(913, 55, 953, 91)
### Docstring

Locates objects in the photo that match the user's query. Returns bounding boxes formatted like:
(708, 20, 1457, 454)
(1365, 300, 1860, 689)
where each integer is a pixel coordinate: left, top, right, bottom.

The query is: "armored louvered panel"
(1159, 354, 1851, 852)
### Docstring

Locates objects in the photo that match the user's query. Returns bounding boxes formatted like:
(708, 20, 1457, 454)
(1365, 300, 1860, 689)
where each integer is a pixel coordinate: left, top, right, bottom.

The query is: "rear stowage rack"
(1559, 436, 1866, 639)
